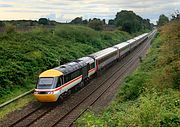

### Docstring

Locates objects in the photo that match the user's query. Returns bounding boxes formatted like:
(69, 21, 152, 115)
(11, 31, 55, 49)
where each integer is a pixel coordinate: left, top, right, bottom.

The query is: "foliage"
(0, 94, 34, 120)
(38, 18, 49, 25)
(0, 21, 5, 27)
(0, 24, 131, 100)
(70, 17, 83, 24)
(114, 10, 151, 33)
(108, 19, 115, 25)
(171, 10, 180, 20)
(88, 19, 104, 31)
(157, 14, 169, 26)
(76, 20, 180, 126)
(5, 24, 16, 34)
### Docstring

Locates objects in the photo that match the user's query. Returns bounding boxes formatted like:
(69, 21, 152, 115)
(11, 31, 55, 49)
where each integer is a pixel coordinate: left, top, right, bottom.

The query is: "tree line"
(70, 10, 153, 33)
(0, 10, 179, 33)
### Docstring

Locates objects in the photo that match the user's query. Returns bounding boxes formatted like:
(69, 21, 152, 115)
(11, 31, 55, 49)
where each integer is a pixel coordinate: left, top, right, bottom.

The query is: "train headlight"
(34, 92, 38, 94)
(47, 91, 54, 94)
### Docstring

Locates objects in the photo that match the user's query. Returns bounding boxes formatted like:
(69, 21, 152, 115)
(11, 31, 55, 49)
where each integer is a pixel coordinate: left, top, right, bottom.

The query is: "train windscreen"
(37, 78, 54, 89)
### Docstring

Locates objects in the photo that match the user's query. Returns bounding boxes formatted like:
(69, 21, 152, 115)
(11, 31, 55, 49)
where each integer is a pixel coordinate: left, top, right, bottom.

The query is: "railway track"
(0, 33, 156, 127)
(53, 34, 154, 127)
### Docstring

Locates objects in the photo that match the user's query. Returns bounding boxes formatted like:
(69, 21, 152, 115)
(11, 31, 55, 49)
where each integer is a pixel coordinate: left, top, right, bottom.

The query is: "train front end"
(34, 69, 63, 102)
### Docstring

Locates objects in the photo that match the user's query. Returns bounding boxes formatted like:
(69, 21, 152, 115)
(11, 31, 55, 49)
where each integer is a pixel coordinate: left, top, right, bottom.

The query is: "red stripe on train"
(54, 75, 82, 91)
(88, 68, 96, 73)
(35, 75, 82, 92)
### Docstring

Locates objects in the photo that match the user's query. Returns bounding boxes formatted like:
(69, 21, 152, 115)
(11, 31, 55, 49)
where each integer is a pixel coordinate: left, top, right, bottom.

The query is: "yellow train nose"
(34, 94, 58, 102)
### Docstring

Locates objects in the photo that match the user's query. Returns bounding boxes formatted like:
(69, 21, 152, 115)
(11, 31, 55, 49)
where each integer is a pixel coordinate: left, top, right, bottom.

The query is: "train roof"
(78, 56, 95, 64)
(89, 47, 117, 59)
(113, 42, 129, 49)
(54, 61, 86, 75)
(140, 33, 148, 38)
(126, 38, 137, 44)
(134, 36, 141, 40)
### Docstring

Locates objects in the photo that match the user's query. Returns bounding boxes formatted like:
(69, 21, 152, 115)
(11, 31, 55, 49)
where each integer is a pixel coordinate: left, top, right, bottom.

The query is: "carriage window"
(65, 74, 71, 83)
(90, 63, 95, 69)
(71, 69, 81, 79)
(98, 51, 117, 64)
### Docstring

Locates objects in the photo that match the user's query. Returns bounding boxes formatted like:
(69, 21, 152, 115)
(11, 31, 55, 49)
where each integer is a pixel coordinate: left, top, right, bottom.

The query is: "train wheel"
(79, 81, 84, 88)
(66, 89, 71, 96)
(57, 95, 64, 102)
(72, 85, 79, 92)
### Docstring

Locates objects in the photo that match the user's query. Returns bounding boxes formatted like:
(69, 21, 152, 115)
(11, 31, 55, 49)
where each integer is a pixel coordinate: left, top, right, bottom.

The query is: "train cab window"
(56, 76, 63, 87)
(37, 77, 54, 89)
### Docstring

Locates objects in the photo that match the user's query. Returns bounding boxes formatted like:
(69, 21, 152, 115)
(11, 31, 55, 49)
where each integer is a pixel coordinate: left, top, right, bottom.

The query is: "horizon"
(0, 0, 180, 24)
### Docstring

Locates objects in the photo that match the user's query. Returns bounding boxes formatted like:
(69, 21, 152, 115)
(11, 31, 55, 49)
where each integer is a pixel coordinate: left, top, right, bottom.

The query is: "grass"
(0, 85, 34, 104)
(0, 94, 34, 120)
(76, 20, 180, 126)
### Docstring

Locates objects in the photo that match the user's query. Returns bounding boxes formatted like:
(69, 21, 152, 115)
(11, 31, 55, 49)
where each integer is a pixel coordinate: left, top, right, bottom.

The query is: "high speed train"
(34, 32, 149, 102)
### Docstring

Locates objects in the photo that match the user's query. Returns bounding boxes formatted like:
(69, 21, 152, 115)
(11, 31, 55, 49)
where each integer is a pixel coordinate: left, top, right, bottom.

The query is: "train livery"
(34, 32, 150, 102)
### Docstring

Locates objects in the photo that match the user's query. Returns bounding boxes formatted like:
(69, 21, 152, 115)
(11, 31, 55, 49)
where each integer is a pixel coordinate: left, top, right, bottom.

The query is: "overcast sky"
(0, 0, 179, 24)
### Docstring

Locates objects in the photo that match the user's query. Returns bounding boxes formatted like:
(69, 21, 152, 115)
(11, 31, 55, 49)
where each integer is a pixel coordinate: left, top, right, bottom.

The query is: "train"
(34, 32, 150, 102)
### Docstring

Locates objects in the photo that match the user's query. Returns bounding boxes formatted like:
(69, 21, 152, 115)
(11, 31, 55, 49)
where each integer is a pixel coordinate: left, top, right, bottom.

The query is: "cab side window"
(57, 76, 63, 87)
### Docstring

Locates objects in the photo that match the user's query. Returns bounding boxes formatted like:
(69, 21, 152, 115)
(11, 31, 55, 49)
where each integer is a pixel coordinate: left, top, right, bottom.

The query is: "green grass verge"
(76, 20, 180, 127)
(0, 85, 34, 104)
(0, 94, 34, 120)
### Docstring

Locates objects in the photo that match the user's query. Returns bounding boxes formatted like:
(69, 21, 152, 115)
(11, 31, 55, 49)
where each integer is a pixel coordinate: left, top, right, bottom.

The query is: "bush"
(5, 24, 16, 34)
(0, 21, 5, 27)
(88, 20, 103, 31)
(38, 18, 49, 25)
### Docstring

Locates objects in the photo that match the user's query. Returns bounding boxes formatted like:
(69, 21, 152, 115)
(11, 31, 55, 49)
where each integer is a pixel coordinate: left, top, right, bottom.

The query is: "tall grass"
(76, 20, 180, 127)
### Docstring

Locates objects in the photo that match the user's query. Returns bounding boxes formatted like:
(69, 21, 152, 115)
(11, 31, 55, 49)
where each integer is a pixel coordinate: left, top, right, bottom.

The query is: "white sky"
(0, 0, 179, 24)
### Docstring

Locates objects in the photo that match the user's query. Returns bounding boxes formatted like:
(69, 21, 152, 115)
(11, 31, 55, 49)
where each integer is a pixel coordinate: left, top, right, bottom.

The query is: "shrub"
(5, 24, 16, 34)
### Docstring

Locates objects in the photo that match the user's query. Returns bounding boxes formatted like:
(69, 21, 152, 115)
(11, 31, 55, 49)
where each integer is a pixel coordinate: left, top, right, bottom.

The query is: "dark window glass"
(64, 69, 81, 83)
(64, 74, 71, 83)
(56, 76, 63, 87)
(37, 78, 54, 89)
(90, 62, 95, 69)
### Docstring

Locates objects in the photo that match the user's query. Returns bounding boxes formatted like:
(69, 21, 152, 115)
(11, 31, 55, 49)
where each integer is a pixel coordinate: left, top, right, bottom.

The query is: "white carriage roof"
(78, 56, 94, 64)
(113, 42, 129, 49)
(126, 38, 137, 44)
(89, 47, 117, 58)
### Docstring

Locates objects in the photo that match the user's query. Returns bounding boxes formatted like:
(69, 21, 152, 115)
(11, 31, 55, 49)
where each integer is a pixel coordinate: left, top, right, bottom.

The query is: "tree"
(38, 18, 49, 25)
(0, 21, 5, 27)
(102, 19, 106, 25)
(88, 19, 103, 31)
(82, 19, 88, 24)
(171, 10, 180, 20)
(70, 17, 83, 24)
(108, 19, 115, 25)
(157, 14, 169, 26)
(114, 10, 147, 33)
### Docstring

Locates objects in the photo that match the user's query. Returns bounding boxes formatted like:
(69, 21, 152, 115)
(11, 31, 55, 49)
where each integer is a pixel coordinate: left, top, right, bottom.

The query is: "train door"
(82, 64, 88, 80)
